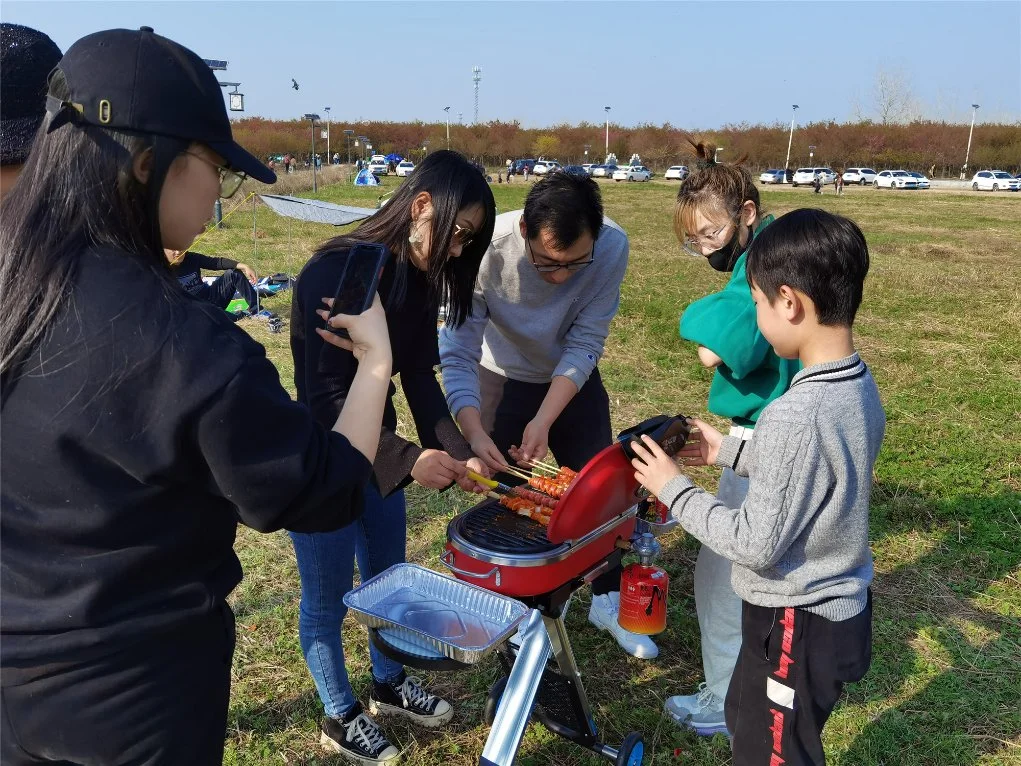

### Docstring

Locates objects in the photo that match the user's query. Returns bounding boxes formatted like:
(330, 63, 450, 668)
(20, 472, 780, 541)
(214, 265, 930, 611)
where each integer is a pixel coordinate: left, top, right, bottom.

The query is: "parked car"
(592, 164, 618, 178)
(971, 170, 1020, 191)
(581, 163, 596, 175)
(511, 158, 537, 175)
(561, 165, 589, 178)
(792, 167, 837, 186)
(874, 170, 918, 189)
(395, 160, 415, 177)
(533, 160, 561, 175)
(906, 171, 930, 189)
(758, 168, 786, 184)
(665, 165, 690, 181)
(612, 165, 652, 182)
(368, 157, 388, 176)
(842, 167, 878, 185)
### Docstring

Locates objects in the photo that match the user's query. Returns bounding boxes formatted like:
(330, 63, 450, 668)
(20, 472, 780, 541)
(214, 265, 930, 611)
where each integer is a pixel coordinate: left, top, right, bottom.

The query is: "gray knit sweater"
(658, 353, 885, 621)
(439, 210, 628, 417)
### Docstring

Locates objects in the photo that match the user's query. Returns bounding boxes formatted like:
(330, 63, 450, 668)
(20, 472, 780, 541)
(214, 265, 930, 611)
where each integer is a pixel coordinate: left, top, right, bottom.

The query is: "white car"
(842, 167, 878, 185)
(791, 167, 837, 186)
(758, 168, 786, 184)
(582, 163, 596, 175)
(612, 165, 652, 182)
(906, 171, 930, 189)
(971, 170, 1020, 192)
(874, 170, 918, 189)
(395, 160, 415, 177)
(368, 158, 388, 176)
(665, 165, 690, 181)
(533, 160, 561, 175)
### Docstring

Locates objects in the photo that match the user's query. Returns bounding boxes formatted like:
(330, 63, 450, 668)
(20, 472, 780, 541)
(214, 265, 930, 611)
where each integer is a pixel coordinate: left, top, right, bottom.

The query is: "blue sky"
(4, 1, 1019, 128)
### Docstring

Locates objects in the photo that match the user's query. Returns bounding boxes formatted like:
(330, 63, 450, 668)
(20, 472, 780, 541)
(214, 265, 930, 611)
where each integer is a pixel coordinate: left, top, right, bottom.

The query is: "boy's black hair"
(522, 171, 603, 250)
(746, 208, 870, 326)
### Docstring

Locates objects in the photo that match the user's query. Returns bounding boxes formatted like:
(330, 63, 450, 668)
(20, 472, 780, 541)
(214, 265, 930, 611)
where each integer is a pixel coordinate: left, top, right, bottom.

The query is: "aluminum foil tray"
(344, 564, 529, 664)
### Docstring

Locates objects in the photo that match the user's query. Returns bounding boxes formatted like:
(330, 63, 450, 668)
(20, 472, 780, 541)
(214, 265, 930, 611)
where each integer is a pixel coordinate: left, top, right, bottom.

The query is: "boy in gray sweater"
(630, 208, 885, 765)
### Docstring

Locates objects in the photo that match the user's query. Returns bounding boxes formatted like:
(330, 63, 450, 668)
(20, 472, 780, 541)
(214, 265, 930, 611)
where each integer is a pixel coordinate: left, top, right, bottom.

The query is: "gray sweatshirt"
(439, 210, 629, 417)
(658, 353, 885, 622)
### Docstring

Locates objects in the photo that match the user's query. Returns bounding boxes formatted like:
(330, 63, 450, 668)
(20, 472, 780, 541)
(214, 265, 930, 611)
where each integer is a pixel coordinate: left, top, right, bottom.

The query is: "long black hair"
(316, 150, 496, 327)
(0, 68, 189, 379)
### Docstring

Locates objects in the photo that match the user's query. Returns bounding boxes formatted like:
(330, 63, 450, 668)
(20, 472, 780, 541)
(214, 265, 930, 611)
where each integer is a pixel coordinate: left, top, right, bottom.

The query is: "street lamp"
(423, 139, 430, 157)
(962, 103, 979, 179)
(343, 129, 354, 164)
(784, 104, 799, 183)
(808, 145, 816, 166)
(303, 113, 320, 192)
(323, 107, 331, 163)
(444, 106, 451, 150)
(584, 144, 591, 163)
(604, 106, 611, 158)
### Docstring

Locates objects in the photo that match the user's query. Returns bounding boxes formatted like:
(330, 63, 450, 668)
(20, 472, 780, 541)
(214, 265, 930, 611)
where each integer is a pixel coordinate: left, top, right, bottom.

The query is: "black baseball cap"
(1, 23, 62, 166)
(50, 26, 275, 184)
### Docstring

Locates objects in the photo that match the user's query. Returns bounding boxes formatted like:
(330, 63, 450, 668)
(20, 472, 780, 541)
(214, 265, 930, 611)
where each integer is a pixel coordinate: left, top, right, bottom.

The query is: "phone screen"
(327, 244, 388, 330)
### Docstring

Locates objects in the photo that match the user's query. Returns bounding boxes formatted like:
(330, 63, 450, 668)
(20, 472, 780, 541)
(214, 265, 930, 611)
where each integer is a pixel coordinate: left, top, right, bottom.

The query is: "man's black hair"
(522, 171, 603, 249)
(746, 208, 870, 327)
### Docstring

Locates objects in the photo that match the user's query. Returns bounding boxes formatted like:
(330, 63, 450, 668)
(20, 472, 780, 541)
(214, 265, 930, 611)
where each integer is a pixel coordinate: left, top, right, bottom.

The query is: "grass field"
(197, 174, 1020, 766)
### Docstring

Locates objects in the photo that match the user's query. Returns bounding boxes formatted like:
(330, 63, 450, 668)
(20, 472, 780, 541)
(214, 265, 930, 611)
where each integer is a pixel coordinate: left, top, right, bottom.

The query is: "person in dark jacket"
(167, 247, 260, 315)
(0, 27, 393, 766)
(289, 149, 496, 764)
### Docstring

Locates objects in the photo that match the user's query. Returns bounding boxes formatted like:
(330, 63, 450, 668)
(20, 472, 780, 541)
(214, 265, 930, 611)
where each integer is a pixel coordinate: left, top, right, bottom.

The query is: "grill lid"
(545, 442, 641, 544)
(449, 500, 560, 554)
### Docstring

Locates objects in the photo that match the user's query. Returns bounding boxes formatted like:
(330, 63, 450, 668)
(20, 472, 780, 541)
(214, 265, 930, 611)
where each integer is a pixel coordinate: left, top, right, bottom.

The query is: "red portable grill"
(439, 415, 690, 765)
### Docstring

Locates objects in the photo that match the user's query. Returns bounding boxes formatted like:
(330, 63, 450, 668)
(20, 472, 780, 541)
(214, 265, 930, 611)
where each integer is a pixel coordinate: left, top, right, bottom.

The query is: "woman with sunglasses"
(662, 138, 800, 737)
(0, 28, 393, 765)
(288, 149, 496, 764)
(438, 173, 657, 660)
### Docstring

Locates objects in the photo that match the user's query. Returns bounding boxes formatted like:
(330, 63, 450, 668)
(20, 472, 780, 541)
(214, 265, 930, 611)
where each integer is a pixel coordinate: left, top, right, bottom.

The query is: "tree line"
(232, 117, 1021, 176)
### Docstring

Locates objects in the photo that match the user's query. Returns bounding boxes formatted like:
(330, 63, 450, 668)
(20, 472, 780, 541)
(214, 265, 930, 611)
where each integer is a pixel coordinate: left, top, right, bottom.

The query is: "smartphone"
(617, 414, 691, 462)
(325, 243, 389, 336)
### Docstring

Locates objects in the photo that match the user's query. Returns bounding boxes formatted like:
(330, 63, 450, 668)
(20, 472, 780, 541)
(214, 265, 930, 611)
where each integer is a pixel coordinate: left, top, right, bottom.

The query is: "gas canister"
(618, 533, 669, 635)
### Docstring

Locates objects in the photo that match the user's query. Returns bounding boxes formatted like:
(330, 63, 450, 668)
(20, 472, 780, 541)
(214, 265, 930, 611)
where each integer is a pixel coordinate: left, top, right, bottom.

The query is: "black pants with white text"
(726, 592, 872, 765)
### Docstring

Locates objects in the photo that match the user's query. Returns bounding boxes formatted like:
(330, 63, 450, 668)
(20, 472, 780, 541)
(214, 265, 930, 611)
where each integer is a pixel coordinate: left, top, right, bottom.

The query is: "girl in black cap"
(0, 27, 392, 765)
(289, 149, 496, 763)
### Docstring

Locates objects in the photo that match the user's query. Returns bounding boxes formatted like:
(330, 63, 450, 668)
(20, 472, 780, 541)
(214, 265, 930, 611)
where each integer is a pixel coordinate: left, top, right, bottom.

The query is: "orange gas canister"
(618, 533, 669, 635)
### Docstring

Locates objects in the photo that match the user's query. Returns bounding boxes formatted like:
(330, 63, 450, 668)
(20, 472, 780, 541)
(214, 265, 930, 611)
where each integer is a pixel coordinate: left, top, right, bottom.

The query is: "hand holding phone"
(325, 243, 390, 337)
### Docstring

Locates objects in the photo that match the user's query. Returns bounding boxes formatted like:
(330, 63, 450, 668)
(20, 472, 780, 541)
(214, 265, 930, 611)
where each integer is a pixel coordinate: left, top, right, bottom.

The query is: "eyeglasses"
(185, 152, 246, 199)
(452, 223, 475, 247)
(526, 237, 594, 273)
(681, 212, 740, 257)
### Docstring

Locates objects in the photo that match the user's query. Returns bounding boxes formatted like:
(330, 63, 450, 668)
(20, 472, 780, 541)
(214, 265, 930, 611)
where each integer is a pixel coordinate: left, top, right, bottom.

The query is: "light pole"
(343, 129, 354, 164)
(584, 144, 591, 164)
(444, 106, 451, 150)
(784, 104, 799, 183)
(423, 139, 430, 157)
(604, 106, 611, 158)
(323, 106, 331, 163)
(962, 103, 979, 179)
(809, 145, 816, 167)
(303, 113, 319, 192)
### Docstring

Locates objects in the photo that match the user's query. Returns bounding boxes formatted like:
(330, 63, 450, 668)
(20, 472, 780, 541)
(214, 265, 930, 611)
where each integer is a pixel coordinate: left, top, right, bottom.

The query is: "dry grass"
(192, 178, 1021, 765)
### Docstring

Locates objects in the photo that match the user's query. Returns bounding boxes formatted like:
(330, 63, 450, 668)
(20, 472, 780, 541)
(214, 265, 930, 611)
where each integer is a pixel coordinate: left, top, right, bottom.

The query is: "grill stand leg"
(537, 607, 620, 763)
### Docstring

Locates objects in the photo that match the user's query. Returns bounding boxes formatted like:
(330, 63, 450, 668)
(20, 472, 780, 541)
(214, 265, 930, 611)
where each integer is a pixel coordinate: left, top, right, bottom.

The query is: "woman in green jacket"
(664, 139, 800, 736)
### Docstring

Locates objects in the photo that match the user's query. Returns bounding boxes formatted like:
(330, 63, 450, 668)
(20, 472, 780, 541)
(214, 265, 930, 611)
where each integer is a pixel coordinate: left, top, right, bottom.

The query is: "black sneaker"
(320, 705, 399, 765)
(368, 675, 453, 728)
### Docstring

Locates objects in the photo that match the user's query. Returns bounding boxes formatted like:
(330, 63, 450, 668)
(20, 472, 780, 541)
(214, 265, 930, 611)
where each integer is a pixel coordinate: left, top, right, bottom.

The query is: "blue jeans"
(289, 484, 406, 717)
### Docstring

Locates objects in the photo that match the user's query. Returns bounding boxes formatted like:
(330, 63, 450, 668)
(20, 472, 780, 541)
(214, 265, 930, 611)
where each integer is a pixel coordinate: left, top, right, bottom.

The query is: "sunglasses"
(186, 151, 246, 199)
(526, 237, 594, 273)
(452, 223, 475, 247)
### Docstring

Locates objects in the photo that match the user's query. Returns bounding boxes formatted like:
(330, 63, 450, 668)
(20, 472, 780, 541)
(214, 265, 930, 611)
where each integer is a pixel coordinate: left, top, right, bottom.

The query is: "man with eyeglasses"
(439, 172, 657, 659)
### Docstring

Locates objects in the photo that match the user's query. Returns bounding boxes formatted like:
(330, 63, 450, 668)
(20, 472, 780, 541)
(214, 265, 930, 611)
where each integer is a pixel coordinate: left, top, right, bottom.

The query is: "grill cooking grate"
(450, 500, 559, 554)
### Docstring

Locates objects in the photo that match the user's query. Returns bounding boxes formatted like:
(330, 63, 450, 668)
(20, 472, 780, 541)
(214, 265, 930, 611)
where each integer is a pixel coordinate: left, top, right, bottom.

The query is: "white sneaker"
(587, 592, 659, 659)
(664, 681, 729, 736)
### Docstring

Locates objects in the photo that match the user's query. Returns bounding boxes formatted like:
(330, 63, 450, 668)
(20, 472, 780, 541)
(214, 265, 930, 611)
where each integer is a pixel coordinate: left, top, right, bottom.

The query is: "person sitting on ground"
(632, 208, 885, 766)
(166, 248, 261, 317)
(439, 172, 657, 659)
(0, 23, 62, 200)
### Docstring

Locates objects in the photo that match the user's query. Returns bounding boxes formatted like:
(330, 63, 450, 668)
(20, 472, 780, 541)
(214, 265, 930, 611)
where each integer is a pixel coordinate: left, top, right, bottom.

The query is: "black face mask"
(706, 224, 753, 272)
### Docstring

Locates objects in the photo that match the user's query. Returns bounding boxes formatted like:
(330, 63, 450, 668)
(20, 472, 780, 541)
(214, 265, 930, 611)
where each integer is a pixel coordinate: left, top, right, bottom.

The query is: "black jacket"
(1, 247, 371, 683)
(170, 250, 239, 296)
(291, 247, 472, 496)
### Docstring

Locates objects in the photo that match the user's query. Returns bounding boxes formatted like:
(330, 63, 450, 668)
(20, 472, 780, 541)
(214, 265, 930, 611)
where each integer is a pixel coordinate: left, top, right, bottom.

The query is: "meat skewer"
(469, 470, 559, 509)
(528, 475, 570, 498)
